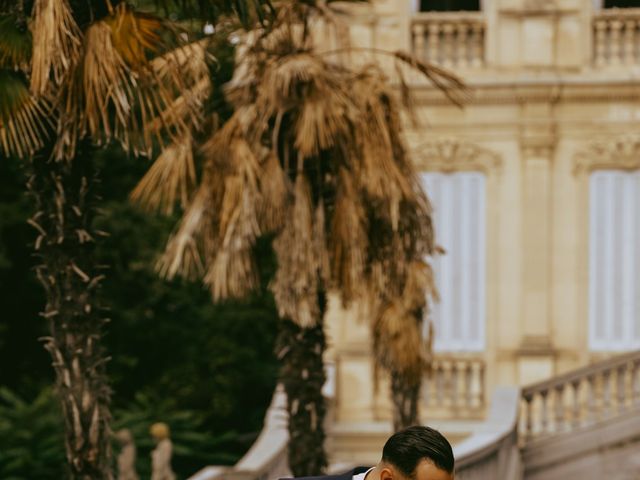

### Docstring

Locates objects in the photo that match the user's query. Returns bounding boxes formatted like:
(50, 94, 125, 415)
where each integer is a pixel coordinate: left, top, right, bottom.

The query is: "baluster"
(554, 385, 565, 433)
(478, 361, 486, 405)
(540, 390, 549, 434)
(616, 365, 627, 412)
(594, 20, 608, 67)
(610, 20, 624, 65)
(442, 23, 455, 68)
(451, 361, 459, 407)
(471, 22, 483, 67)
(624, 20, 636, 65)
(427, 23, 441, 64)
(413, 23, 426, 62)
(523, 393, 534, 439)
(633, 360, 640, 406)
(602, 369, 612, 417)
(586, 374, 597, 424)
(571, 379, 582, 428)
(456, 23, 469, 68)
(424, 368, 431, 407)
(464, 362, 473, 407)
(436, 361, 445, 406)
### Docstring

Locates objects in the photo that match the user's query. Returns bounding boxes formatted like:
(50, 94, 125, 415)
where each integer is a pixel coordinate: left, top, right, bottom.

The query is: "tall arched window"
(420, 0, 480, 12)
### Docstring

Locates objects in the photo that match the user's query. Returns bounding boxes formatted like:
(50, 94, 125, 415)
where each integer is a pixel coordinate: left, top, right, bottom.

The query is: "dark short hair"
(381, 426, 454, 476)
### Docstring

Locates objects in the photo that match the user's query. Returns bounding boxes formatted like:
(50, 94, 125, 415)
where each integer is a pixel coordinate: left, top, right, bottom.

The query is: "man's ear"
(379, 466, 395, 480)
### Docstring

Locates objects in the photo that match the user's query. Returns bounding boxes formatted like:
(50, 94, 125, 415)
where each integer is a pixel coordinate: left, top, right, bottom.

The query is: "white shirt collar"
(352, 467, 375, 480)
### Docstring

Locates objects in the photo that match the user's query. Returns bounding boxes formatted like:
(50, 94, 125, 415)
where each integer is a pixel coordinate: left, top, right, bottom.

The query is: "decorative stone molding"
(574, 135, 640, 174)
(412, 138, 502, 173)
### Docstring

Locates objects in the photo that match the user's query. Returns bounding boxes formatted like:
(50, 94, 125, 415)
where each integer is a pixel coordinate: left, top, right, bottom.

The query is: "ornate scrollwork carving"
(574, 135, 640, 175)
(412, 138, 502, 173)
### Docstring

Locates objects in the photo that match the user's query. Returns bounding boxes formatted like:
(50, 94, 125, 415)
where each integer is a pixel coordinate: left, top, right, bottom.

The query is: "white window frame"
(421, 171, 486, 352)
(588, 169, 640, 351)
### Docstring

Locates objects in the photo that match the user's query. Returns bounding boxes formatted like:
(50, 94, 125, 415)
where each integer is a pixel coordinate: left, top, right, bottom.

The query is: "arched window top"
(419, 0, 480, 11)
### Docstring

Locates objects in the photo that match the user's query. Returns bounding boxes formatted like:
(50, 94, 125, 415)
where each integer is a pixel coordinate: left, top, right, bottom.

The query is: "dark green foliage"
(112, 393, 241, 478)
(0, 387, 66, 480)
(0, 144, 279, 478)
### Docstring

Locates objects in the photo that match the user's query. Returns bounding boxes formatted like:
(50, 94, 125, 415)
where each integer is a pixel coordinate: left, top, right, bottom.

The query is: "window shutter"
(589, 170, 640, 351)
(421, 172, 486, 352)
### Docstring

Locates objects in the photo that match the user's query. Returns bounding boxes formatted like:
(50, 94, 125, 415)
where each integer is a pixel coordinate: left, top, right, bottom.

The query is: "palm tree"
(0, 1, 209, 477)
(135, 0, 463, 473)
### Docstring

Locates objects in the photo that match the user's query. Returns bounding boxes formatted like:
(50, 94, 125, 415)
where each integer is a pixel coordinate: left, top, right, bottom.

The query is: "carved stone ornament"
(115, 429, 139, 480)
(412, 138, 502, 174)
(574, 135, 640, 175)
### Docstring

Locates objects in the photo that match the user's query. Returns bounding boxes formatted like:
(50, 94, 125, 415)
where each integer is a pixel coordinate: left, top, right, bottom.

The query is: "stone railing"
(520, 350, 640, 441)
(423, 355, 486, 417)
(189, 384, 290, 480)
(454, 386, 522, 480)
(593, 9, 640, 67)
(411, 12, 485, 69)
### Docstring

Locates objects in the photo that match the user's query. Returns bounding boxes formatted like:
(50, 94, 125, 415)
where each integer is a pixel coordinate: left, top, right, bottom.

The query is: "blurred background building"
(318, 0, 640, 473)
(189, 1, 640, 479)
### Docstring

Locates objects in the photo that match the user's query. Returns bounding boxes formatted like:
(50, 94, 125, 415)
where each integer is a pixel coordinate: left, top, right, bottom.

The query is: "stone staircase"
(189, 350, 640, 480)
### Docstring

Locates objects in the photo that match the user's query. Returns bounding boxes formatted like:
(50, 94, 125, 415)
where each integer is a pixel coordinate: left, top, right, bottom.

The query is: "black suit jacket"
(283, 466, 371, 480)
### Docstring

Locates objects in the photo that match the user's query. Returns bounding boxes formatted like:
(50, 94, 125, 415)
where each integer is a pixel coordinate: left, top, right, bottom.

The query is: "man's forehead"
(413, 459, 454, 480)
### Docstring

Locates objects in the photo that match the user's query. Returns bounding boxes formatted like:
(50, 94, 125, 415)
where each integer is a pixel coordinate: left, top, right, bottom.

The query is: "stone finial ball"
(150, 422, 170, 440)
(115, 428, 134, 444)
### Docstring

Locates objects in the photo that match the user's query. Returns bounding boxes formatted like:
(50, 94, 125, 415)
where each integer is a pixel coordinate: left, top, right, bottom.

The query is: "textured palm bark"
(276, 293, 328, 477)
(27, 150, 113, 479)
(391, 372, 421, 431)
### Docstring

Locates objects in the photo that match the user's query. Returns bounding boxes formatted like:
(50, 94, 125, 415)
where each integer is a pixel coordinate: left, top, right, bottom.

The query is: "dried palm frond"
(393, 50, 469, 107)
(157, 185, 210, 280)
(29, 0, 81, 95)
(271, 174, 320, 328)
(402, 260, 438, 312)
(373, 300, 426, 382)
(104, 3, 164, 67)
(294, 89, 350, 158)
(130, 133, 196, 214)
(81, 20, 136, 149)
(313, 200, 330, 284)
(0, 14, 32, 70)
(330, 167, 367, 304)
(0, 71, 52, 157)
(258, 54, 327, 112)
(258, 149, 290, 232)
(205, 173, 260, 300)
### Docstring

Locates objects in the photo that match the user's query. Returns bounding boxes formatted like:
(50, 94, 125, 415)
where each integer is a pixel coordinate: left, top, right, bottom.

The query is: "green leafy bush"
(0, 387, 65, 480)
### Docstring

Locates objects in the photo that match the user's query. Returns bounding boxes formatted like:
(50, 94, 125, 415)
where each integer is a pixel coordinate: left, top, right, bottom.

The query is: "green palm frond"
(0, 70, 51, 158)
(0, 14, 31, 70)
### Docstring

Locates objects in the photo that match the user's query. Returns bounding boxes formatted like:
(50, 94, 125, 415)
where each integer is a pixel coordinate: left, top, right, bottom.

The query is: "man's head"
(378, 426, 454, 480)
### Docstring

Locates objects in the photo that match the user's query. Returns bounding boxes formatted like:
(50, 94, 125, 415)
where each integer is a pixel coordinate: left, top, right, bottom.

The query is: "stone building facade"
(320, 0, 640, 466)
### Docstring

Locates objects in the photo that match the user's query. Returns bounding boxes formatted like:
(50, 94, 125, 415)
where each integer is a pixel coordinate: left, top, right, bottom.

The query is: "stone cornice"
(411, 138, 502, 173)
(574, 135, 640, 174)
(408, 81, 640, 106)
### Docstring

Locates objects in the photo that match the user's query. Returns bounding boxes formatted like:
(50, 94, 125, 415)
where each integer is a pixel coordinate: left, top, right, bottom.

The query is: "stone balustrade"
(520, 350, 640, 441)
(423, 355, 486, 415)
(411, 12, 485, 69)
(593, 9, 640, 67)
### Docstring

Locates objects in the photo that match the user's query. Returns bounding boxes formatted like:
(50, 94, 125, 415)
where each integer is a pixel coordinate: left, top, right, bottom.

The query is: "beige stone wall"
(322, 0, 640, 429)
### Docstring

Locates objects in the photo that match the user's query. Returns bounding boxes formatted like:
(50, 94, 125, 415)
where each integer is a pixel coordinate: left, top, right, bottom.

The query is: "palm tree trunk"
(276, 292, 328, 477)
(27, 149, 113, 479)
(390, 371, 420, 431)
